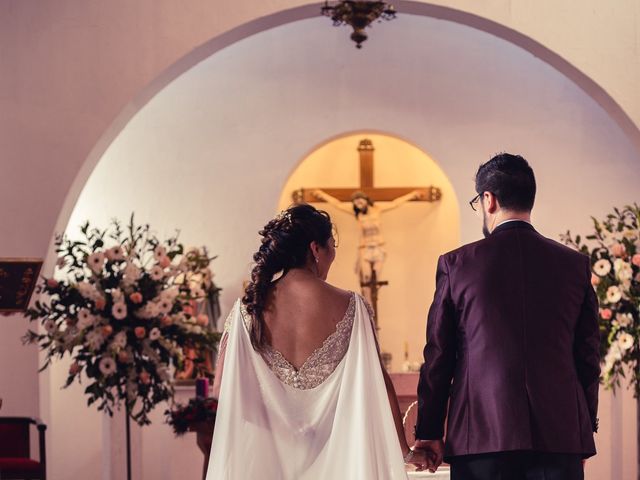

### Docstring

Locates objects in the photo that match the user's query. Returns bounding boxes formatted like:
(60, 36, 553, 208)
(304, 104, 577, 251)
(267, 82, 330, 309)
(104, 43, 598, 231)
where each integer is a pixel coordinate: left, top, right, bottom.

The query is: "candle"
(195, 378, 209, 398)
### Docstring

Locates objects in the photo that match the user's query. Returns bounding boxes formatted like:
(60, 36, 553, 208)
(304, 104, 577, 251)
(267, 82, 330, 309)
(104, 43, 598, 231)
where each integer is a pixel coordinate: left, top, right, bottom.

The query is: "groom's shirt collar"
(491, 219, 535, 235)
(496, 219, 532, 228)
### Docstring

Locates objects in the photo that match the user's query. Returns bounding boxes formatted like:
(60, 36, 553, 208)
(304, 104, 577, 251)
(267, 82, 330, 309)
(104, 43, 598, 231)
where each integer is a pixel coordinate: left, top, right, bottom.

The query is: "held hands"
(410, 439, 444, 473)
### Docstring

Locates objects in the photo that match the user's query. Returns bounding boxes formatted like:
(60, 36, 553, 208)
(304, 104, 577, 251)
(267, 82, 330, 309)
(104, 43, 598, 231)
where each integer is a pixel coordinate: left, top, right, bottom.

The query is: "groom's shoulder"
(442, 237, 487, 260)
(441, 231, 588, 265)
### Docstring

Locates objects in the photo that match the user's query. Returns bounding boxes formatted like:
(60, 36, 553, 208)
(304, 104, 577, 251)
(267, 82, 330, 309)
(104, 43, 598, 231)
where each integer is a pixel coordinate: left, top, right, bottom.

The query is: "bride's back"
(263, 271, 352, 370)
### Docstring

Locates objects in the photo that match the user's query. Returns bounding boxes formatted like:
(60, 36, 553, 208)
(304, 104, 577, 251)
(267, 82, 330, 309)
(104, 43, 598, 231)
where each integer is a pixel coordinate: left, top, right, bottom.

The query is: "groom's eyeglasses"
(469, 193, 482, 211)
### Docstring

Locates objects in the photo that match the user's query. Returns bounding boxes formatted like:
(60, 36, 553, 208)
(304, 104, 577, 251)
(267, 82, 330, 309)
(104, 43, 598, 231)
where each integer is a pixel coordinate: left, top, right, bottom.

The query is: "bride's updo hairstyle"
(242, 204, 333, 351)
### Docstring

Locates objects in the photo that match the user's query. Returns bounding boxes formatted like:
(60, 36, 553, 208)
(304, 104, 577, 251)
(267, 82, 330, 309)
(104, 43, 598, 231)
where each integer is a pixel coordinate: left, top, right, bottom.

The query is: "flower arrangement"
(23, 216, 221, 425)
(165, 396, 218, 435)
(562, 204, 640, 396)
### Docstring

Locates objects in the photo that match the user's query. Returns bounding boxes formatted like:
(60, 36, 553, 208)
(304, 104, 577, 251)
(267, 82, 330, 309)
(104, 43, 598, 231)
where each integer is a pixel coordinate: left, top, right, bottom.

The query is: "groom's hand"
(413, 439, 444, 473)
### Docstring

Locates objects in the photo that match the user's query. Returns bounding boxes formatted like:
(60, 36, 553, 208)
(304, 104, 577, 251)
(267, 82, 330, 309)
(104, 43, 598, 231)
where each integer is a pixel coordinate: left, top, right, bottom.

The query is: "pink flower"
(182, 305, 194, 317)
(112, 302, 127, 320)
(46, 278, 59, 289)
(117, 350, 131, 363)
(590, 274, 600, 286)
(159, 256, 171, 268)
(102, 325, 113, 336)
(600, 308, 613, 320)
(611, 243, 626, 258)
(129, 292, 143, 304)
(134, 327, 146, 339)
(94, 297, 106, 310)
(632, 254, 640, 267)
(139, 370, 151, 385)
(196, 314, 209, 326)
(161, 316, 173, 327)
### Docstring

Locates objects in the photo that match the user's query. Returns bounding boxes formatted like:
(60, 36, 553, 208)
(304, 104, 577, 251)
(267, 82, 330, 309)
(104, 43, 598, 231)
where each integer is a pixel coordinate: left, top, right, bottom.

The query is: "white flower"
(106, 245, 125, 261)
(44, 319, 57, 334)
(77, 309, 95, 330)
(111, 331, 127, 350)
(149, 327, 161, 341)
(610, 342, 624, 360)
(606, 286, 622, 304)
(593, 259, 612, 277)
(153, 246, 167, 261)
(603, 353, 616, 373)
(99, 356, 117, 376)
(56, 256, 67, 269)
(150, 265, 164, 281)
(87, 252, 106, 274)
(122, 263, 142, 285)
(192, 325, 203, 334)
(614, 259, 633, 282)
(618, 332, 634, 351)
(159, 287, 180, 302)
(112, 302, 127, 320)
(85, 329, 105, 350)
(190, 287, 205, 299)
(615, 313, 633, 328)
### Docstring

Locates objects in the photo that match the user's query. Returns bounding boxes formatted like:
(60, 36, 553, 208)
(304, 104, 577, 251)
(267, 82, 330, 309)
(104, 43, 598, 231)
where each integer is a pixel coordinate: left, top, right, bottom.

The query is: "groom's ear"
(484, 192, 499, 214)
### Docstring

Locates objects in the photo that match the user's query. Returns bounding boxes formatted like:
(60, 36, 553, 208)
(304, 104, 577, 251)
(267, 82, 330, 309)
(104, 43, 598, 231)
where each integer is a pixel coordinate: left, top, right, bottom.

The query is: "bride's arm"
(381, 363, 411, 457)
(362, 299, 411, 457)
(211, 332, 227, 398)
(212, 312, 232, 398)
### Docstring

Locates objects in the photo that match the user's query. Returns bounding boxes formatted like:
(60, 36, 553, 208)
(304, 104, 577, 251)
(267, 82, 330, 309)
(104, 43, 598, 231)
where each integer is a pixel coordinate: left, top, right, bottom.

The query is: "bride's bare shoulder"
(314, 280, 352, 300)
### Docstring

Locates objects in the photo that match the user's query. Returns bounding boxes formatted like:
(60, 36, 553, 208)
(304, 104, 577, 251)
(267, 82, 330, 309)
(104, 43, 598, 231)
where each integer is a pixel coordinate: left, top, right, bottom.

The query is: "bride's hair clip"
(276, 210, 293, 225)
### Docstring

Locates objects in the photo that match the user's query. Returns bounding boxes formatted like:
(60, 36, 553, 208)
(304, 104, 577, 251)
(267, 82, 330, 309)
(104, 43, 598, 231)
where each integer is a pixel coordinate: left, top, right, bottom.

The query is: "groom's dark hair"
(475, 153, 536, 212)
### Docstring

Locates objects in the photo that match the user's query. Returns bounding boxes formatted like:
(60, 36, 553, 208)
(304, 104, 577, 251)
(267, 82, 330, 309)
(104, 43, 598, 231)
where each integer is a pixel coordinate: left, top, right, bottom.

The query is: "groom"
(412, 154, 600, 479)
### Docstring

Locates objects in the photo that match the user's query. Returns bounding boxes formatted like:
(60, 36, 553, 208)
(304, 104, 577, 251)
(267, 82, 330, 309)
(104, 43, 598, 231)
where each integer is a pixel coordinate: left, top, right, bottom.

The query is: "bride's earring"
(314, 256, 320, 276)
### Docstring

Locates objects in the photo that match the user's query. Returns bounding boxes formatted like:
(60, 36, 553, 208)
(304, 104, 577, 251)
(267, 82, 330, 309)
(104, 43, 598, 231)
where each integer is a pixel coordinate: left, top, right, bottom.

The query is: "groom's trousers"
(449, 451, 584, 480)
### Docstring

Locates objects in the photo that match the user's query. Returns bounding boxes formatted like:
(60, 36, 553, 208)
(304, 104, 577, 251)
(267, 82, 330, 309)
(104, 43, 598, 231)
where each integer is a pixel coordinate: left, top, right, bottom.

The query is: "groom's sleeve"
(415, 254, 456, 440)
(573, 256, 601, 433)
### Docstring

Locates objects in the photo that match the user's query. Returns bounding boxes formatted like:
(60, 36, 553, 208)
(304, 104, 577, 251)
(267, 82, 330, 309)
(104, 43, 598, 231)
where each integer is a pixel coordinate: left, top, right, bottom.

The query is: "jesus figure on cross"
(311, 188, 424, 298)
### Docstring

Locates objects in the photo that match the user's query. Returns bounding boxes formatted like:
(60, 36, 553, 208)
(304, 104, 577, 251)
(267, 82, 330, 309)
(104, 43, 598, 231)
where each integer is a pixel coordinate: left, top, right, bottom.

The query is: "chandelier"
(321, 1, 397, 49)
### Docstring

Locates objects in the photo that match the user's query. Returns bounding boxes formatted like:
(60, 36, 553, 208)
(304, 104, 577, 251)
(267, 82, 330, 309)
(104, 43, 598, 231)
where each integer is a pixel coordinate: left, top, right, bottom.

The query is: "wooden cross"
(292, 139, 442, 204)
(360, 262, 388, 331)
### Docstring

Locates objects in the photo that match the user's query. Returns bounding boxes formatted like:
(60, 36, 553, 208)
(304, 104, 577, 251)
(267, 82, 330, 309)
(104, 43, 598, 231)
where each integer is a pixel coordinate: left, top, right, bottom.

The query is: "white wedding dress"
(206, 292, 407, 479)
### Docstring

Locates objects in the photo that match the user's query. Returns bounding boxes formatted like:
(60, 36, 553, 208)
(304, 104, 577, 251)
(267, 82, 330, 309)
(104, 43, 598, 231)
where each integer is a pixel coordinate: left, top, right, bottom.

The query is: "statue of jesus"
(312, 188, 424, 299)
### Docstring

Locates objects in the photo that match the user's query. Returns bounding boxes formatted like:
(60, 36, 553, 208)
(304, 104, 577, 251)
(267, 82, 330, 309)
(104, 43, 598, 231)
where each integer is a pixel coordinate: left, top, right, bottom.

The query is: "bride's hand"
(404, 448, 429, 471)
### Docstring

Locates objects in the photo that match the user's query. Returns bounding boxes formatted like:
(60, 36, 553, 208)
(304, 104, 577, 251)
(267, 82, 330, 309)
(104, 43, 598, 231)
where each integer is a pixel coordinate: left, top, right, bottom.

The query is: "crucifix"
(361, 261, 388, 331)
(291, 138, 442, 318)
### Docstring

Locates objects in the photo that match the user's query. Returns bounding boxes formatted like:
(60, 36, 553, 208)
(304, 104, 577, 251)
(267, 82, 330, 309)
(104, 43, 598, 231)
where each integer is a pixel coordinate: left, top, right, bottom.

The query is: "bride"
(206, 204, 416, 479)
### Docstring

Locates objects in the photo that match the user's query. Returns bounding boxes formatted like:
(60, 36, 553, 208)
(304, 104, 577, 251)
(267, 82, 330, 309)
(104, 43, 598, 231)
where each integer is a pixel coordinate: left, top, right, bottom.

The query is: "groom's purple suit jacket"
(415, 221, 600, 460)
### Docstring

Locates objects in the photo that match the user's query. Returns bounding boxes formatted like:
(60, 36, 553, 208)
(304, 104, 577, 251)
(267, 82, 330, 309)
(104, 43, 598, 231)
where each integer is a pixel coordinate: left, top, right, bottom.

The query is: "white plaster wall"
(36, 15, 638, 480)
(0, 4, 638, 479)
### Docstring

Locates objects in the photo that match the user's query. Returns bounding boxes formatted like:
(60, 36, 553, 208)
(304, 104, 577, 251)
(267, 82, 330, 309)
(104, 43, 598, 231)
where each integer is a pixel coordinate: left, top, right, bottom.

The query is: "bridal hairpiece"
(276, 210, 293, 224)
